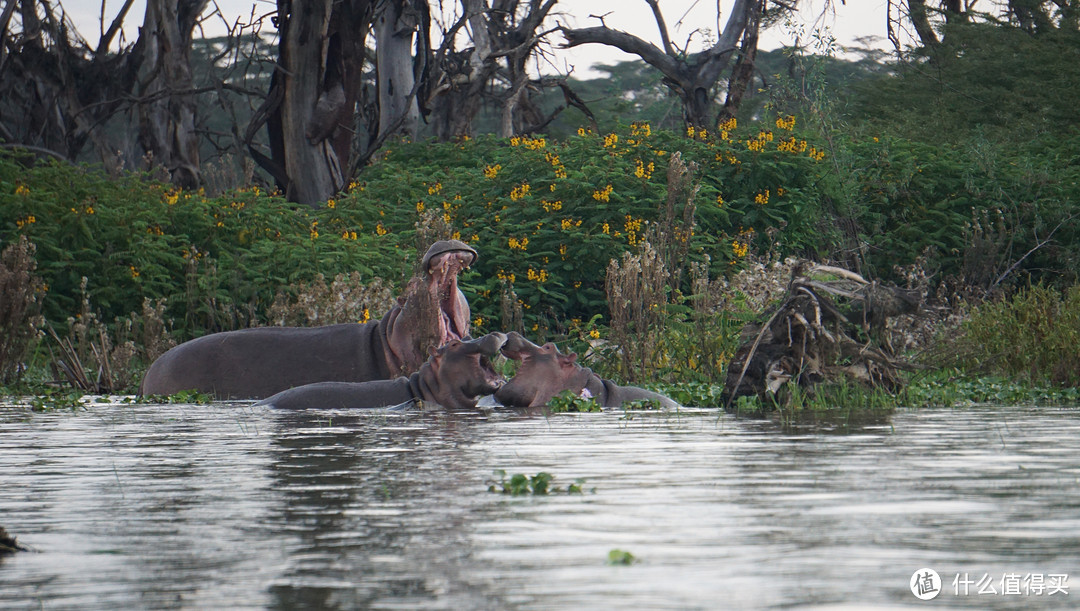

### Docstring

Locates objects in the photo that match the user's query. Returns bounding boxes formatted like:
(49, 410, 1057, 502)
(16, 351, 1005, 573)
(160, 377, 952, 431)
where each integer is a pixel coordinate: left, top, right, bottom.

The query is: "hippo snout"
(500, 331, 536, 359)
(475, 332, 508, 357)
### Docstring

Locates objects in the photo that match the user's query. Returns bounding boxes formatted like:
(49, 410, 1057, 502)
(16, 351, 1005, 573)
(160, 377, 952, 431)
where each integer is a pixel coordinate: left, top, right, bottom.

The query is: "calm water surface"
(1, 401, 1078, 610)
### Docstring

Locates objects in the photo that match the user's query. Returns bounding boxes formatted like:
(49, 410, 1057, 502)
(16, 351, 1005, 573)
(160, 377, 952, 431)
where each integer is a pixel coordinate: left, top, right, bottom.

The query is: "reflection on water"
(1, 403, 1078, 609)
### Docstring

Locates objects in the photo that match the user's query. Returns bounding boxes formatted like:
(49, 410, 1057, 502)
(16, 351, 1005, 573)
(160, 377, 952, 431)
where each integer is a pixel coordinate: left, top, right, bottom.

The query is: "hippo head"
(387, 239, 478, 374)
(494, 332, 592, 408)
(421, 239, 477, 341)
(422, 332, 508, 409)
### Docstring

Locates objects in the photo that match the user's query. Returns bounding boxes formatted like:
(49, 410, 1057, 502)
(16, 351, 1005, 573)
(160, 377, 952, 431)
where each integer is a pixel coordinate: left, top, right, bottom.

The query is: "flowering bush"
(0, 116, 847, 359)
(334, 118, 835, 337)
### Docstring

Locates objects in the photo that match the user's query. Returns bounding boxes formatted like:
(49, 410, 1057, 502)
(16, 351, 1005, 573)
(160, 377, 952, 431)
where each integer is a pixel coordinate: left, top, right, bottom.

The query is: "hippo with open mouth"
(140, 240, 477, 400)
(495, 332, 679, 409)
(257, 332, 507, 410)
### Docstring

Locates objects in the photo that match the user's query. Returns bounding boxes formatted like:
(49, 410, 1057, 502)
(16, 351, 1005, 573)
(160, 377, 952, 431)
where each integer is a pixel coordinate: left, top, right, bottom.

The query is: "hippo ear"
(559, 352, 578, 368)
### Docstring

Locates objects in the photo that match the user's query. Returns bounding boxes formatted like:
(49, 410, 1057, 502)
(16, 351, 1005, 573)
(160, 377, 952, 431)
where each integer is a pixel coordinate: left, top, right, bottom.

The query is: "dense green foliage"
(944, 285, 1080, 388)
(1, 115, 835, 343)
(343, 121, 832, 336)
(0, 153, 408, 336)
(851, 23, 1080, 144)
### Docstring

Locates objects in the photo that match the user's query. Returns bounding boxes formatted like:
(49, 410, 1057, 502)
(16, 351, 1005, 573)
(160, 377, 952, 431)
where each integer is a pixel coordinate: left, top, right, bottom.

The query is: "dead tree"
(137, 0, 209, 189)
(0, 0, 143, 167)
(426, 0, 563, 140)
(247, 0, 377, 207)
(559, 0, 791, 129)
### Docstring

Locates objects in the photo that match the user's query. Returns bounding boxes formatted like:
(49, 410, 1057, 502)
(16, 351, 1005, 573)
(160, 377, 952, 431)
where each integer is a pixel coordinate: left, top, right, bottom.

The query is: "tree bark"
(249, 0, 374, 207)
(374, 0, 422, 141)
(137, 0, 208, 189)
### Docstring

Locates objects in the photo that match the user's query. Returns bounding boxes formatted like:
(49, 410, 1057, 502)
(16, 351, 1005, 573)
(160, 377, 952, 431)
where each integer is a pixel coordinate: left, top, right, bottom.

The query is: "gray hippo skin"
(140, 240, 477, 399)
(257, 333, 507, 410)
(494, 332, 679, 409)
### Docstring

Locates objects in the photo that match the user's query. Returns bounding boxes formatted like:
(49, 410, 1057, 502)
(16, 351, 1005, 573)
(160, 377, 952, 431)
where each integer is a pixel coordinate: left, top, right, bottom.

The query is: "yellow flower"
(592, 184, 613, 202)
(327, 198, 336, 209)
(526, 267, 548, 283)
(15, 184, 29, 196)
(603, 133, 619, 148)
(129, 266, 140, 278)
(360, 308, 371, 324)
(541, 199, 562, 213)
(483, 163, 502, 179)
(718, 117, 737, 132)
(416, 201, 425, 213)
(428, 182, 442, 195)
(473, 316, 484, 327)
(508, 236, 529, 251)
(630, 121, 651, 138)
(589, 329, 600, 339)
(376, 222, 388, 236)
(754, 190, 770, 205)
(510, 183, 531, 201)
(775, 115, 796, 131)
(165, 190, 179, 205)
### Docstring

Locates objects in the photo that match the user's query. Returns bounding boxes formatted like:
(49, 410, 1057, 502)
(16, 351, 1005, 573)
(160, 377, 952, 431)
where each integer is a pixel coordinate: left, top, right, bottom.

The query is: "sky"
(70, 0, 893, 75)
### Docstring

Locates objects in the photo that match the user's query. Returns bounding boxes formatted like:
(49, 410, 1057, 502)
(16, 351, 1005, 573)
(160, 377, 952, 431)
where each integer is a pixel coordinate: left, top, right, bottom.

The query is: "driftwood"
(723, 263, 922, 406)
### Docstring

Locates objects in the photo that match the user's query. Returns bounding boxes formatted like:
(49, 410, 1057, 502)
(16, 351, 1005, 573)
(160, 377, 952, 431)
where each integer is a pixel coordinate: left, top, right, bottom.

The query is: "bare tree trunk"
(718, 0, 762, 123)
(374, 0, 422, 140)
(137, 0, 208, 189)
(248, 0, 374, 207)
(906, 0, 941, 48)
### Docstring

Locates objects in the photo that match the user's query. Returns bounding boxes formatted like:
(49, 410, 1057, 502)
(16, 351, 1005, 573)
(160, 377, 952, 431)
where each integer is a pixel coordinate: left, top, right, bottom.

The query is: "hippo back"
(140, 322, 392, 399)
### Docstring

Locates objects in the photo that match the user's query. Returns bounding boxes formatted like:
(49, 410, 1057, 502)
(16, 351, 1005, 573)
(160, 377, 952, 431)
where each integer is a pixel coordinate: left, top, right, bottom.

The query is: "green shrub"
(944, 285, 1080, 388)
(0, 152, 408, 339)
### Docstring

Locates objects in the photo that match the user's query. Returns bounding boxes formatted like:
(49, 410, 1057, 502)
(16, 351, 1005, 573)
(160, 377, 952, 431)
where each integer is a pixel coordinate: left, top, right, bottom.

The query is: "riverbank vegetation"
(2, 14, 1079, 413)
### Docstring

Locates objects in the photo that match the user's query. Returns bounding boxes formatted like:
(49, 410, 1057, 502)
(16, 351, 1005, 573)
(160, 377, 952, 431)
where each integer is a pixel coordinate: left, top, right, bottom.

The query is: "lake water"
(1, 401, 1078, 610)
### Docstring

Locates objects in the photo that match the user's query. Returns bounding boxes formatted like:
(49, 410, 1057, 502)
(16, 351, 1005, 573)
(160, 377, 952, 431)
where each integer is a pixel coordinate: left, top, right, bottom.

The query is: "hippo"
(494, 332, 679, 409)
(140, 240, 477, 399)
(257, 333, 507, 410)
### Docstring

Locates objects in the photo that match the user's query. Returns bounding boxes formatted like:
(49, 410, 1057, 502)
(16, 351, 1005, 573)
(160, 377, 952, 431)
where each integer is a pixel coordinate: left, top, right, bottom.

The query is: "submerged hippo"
(257, 333, 507, 410)
(141, 240, 477, 399)
(495, 332, 679, 409)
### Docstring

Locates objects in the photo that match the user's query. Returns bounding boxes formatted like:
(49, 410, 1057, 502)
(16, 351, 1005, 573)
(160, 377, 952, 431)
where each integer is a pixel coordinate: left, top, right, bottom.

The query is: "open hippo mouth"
(423, 240, 477, 343)
(454, 332, 508, 398)
(475, 353, 505, 395)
